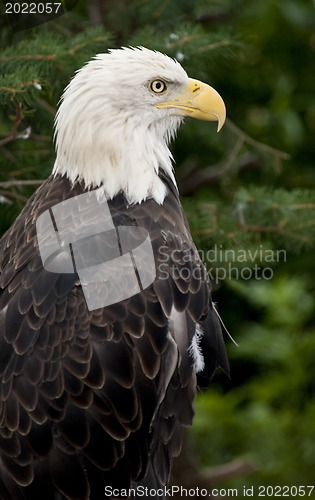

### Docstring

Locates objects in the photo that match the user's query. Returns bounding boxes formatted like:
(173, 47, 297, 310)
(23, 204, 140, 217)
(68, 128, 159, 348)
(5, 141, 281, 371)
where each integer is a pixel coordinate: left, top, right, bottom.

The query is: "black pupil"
(155, 81, 163, 91)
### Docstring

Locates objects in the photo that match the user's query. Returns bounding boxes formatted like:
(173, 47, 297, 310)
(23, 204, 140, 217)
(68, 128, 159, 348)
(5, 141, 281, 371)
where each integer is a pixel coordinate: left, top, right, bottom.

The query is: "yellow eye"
(149, 79, 167, 94)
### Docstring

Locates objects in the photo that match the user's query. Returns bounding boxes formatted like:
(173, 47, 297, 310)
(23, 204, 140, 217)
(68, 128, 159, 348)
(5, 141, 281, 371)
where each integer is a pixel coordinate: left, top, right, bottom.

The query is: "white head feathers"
(53, 47, 189, 204)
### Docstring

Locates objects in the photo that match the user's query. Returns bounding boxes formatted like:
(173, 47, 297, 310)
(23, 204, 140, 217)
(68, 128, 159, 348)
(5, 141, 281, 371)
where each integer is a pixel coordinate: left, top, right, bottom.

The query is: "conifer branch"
(1, 35, 110, 63)
(1, 54, 57, 62)
(291, 203, 315, 209)
(0, 102, 31, 147)
(224, 135, 244, 172)
(0, 130, 30, 147)
(200, 458, 258, 485)
(226, 118, 290, 160)
(239, 223, 311, 242)
(0, 80, 42, 96)
(197, 40, 231, 52)
(171, 435, 257, 499)
(68, 35, 111, 55)
(0, 180, 44, 188)
(38, 98, 56, 116)
(179, 119, 290, 195)
(0, 189, 28, 203)
(168, 36, 231, 52)
(168, 35, 201, 48)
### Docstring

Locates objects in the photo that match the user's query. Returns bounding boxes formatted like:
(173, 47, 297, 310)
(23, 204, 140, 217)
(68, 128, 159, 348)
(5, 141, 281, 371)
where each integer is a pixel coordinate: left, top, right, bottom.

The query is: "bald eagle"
(0, 47, 228, 499)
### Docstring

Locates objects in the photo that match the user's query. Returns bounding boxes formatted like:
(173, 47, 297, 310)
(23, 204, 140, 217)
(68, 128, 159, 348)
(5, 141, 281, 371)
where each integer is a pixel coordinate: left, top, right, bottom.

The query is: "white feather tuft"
(188, 323, 205, 373)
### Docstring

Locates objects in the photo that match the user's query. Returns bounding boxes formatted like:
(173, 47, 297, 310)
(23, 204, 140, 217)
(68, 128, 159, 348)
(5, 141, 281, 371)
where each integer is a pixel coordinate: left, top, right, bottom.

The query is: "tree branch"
(0, 127, 31, 147)
(178, 119, 290, 195)
(1, 54, 57, 62)
(199, 459, 258, 486)
(0, 189, 28, 203)
(171, 433, 257, 499)
(0, 102, 31, 147)
(0, 180, 44, 189)
(226, 118, 290, 161)
(239, 223, 311, 243)
(179, 153, 261, 195)
(197, 40, 231, 53)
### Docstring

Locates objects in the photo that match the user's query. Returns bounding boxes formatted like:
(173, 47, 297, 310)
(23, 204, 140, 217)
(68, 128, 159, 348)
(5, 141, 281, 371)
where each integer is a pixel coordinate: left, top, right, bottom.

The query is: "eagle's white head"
(53, 47, 226, 204)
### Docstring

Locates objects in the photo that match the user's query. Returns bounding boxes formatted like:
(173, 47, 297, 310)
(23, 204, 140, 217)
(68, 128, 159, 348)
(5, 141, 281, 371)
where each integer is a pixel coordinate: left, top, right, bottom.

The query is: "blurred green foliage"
(1, 0, 315, 491)
(194, 275, 315, 487)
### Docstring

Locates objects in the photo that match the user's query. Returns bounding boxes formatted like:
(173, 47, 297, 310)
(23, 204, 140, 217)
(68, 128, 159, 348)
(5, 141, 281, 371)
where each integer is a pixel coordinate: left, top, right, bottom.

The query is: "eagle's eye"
(149, 79, 167, 94)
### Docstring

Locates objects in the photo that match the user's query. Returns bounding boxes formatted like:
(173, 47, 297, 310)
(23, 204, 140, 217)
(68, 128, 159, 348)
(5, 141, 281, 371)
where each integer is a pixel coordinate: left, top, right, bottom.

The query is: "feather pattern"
(0, 173, 228, 499)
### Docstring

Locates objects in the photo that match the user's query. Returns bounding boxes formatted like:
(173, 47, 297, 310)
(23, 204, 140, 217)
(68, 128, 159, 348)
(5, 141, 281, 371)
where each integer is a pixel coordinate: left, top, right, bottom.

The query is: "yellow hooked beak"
(155, 78, 226, 131)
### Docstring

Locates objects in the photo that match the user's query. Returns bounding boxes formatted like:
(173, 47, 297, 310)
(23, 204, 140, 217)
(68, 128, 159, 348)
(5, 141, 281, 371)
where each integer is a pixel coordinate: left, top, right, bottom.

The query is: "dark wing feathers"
(0, 173, 228, 499)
